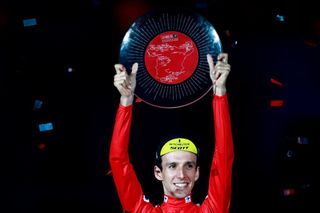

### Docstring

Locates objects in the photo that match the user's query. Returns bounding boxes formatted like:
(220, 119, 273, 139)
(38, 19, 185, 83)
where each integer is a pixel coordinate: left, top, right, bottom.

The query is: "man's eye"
(186, 164, 194, 169)
(169, 164, 176, 169)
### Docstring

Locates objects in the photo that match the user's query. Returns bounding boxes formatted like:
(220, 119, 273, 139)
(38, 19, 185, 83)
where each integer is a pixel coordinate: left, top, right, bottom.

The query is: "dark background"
(1, 0, 319, 212)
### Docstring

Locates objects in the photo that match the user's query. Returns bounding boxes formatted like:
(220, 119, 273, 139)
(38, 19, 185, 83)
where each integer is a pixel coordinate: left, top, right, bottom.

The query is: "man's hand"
(207, 53, 231, 96)
(113, 63, 138, 106)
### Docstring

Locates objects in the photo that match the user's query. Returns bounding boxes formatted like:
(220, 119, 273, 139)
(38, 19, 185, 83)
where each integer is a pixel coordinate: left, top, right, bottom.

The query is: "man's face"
(154, 151, 199, 199)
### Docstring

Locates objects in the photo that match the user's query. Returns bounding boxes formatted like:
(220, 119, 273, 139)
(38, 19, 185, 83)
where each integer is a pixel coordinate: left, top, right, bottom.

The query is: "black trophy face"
(120, 9, 222, 108)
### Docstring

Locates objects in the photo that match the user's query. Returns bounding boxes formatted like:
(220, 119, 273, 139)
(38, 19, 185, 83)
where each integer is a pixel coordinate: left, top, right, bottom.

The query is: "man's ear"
(154, 165, 163, 181)
(195, 166, 200, 181)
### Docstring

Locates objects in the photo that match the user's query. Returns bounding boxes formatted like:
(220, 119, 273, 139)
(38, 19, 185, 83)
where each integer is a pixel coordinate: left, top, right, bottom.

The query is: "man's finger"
(207, 54, 214, 71)
(114, 64, 126, 74)
(218, 53, 228, 64)
(131, 63, 138, 75)
(215, 69, 221, 80)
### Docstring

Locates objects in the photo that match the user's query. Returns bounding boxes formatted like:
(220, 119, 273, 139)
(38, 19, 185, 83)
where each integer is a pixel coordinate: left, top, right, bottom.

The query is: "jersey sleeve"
(201, 94, 234, 213)
(109, 104, 149, 212)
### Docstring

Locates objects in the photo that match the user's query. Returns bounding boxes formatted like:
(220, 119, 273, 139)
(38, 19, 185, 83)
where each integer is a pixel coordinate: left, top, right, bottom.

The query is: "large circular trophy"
(119, 9, 222, 108)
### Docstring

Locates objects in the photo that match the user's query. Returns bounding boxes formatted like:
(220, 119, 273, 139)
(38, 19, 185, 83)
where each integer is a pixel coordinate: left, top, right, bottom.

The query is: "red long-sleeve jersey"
(109, 94, 234, 213)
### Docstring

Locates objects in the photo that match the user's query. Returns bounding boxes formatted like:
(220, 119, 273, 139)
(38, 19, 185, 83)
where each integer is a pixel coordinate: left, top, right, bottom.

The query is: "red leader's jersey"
(110, 94, 234, 213)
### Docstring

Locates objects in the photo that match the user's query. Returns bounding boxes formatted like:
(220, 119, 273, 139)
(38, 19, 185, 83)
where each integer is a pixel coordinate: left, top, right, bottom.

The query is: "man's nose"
(177, 167, 186, 178)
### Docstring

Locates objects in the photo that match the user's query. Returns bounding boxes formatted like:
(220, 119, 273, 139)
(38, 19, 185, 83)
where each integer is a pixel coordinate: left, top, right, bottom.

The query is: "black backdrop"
(1, 0, 319, 212)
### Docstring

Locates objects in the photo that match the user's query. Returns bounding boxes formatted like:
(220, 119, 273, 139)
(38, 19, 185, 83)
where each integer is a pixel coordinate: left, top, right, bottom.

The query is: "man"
(110, 53, 234, 212)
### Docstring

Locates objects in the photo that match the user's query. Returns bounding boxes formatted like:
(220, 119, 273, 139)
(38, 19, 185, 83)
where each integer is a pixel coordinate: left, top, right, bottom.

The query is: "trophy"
(119, 9, 222, 108)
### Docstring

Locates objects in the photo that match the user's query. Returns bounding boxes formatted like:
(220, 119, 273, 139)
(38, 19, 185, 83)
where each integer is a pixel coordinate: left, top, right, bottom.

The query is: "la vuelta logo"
(161, 33, 178, 43)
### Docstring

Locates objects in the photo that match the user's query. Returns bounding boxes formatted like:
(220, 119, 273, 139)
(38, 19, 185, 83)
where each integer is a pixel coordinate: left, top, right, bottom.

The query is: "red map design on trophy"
(145, 31, 198, 84)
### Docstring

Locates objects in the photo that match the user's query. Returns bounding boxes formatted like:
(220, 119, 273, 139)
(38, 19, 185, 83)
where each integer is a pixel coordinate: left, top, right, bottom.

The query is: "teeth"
(175, 183, 187, 187)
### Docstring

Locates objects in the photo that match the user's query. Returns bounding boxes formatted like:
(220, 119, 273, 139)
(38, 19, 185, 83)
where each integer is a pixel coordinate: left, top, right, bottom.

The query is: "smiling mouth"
(174, 183, 188, 188)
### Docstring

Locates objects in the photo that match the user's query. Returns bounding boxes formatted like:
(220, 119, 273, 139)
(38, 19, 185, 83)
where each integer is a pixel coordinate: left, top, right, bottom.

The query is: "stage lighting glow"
(194, 2, 209, 9)
(286, 149, 294, 158)
(276, 14, 285, 22)
(67, 67, 74, 73)
(39, 122, 53, 132)
(283, 188, 295, 196)
(33, 99, 43, 110)
(297, 137, 309, 145)
(23, 18, 37, 27)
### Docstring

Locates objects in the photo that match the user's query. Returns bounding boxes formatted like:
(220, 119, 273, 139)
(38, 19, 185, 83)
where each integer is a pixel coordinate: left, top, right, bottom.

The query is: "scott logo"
(170, 146, 189, 150)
